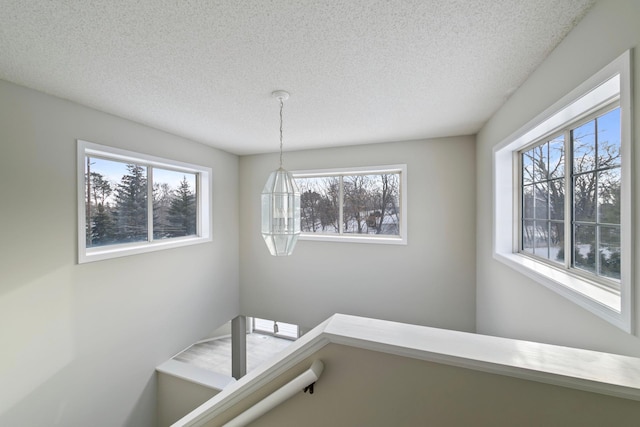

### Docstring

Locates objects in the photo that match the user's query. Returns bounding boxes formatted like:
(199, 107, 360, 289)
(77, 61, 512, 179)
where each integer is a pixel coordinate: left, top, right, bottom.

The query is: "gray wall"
(476, 0, 640, 355)
(157, 373, 221, 427)
(0, 80, 240, 427)
(239, 137, 476, 332)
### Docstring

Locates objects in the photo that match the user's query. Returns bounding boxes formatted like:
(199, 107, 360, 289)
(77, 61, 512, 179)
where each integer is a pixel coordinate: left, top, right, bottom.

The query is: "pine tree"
(168, 176, 196, 237)
(113, 164, 148, 242)
(91, 203, 116, 245)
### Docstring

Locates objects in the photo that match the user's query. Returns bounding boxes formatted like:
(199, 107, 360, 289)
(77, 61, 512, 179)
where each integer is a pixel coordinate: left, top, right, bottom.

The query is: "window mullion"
(85, 156, 92, 247)
(338, 176, 344, 235)
(517, 152, 523, 252)
(564, 129, 572, 270)
(593, 118, 601, 276)
(196, 172, 201, 236)
(148, 166, 154, 242)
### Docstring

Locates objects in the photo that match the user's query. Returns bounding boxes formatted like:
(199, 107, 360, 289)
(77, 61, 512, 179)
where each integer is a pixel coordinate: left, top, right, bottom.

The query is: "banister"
(172, 314, 640, 427)
(223, 360, 324, 427)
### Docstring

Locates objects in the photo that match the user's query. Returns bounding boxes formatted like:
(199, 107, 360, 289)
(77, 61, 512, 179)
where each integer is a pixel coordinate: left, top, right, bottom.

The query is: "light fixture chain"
(279, 97, 284, 168)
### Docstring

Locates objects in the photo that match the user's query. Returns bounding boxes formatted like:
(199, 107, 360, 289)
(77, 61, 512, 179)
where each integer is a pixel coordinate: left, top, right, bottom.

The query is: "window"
(493, 51, 632, 333)
(252, 317, 299, 340)
(292, 165, 407, 245)
(520, 106, 621, 284)
(77, 140, 212, 263)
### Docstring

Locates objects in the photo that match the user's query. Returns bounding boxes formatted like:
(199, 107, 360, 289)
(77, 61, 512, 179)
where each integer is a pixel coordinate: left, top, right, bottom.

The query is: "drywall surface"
(157, 372, 221, 427)
(476, 0, 640, 355)
(0, 80, 240, 427)
(239, 137, 476, 332)
(212, 344, 640, 427)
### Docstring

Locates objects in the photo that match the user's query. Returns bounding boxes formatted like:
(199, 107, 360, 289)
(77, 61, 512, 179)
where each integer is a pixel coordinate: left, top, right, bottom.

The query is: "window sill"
(494, 251, 627, 331)
(299, 233, 407, 245)
(80, 235, 211, 264)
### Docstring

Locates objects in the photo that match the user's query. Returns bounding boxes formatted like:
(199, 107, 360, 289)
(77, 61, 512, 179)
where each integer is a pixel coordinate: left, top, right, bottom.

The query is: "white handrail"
(223, 360, 324, 427)
(172, 314, 640, 426)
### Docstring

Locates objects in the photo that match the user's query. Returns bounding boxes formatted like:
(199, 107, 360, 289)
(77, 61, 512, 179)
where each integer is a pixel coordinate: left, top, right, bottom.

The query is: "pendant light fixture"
(261, 90, 301, 256)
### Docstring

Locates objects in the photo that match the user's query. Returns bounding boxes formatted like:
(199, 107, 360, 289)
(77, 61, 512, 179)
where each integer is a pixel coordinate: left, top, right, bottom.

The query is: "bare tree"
(90, 172, 113, 207)
(343, 175, 371, 233)
(300, 190, 321, 232)
(153, 182, 173, 238)
(373, 174, 399, 234)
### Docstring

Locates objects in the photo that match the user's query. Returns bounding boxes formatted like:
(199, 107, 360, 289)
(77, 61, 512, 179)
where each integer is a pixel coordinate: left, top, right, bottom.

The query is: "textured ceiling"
(0, 0, 594, 155)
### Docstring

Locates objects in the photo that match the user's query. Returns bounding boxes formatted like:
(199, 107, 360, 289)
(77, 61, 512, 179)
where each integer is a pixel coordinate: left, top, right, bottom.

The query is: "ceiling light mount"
(272, 90, 290, 101)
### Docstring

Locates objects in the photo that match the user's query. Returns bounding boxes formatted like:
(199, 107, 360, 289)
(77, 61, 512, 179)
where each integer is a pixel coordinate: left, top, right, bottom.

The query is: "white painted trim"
(293, 164, 407, 177)
(77, 140, 213, 263)
(495, 253, 625, 330)
(298, 233, 406, 245)
(171, 313, 640, 426)
(156, 359, 236, 391)
(173, 317, 333, 426)
(492, 50, 634, 333)
(223, 360, 323, 427)
(292, 164, 408, 245)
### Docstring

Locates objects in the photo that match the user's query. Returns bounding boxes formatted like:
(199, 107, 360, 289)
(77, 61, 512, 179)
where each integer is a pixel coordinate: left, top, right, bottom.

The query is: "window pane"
(533, 144, 548, 181)
(573, 120, 596, 172)
(85, 157, 147, 247)
(522, 151, 535, 185)
(534, 182, 548, 220)
(574, 224, 595, 273)
(343, 175, 368, 234)
(534, 221, 549, 259)
(597, 108, 621, 168)
(548, 136, 565, 179)
(550, 222, 564, 264)
(549, 178, 564, 220)
(85, 157, 119, 247)
(522, 220, 535, 254)
(343, 174, 401, 235)
(253, 317, 298, 339)
(296, 176, 340, 234)
(522, 184, 534, 219)
(153, 169, 197, 239)
(114, 163, 148, 243)
(599, 226, 621, 280)
(574, 172, 596, 222)
(598, 167, 621, 225)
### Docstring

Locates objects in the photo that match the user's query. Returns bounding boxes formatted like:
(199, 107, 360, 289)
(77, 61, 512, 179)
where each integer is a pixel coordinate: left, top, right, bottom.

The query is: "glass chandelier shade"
(261, 90, 301, 256)
(261, 167, 300, 256)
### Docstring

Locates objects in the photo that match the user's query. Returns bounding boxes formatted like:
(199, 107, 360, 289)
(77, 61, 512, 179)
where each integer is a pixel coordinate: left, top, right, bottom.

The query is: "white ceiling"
(0, 0, 594, 155)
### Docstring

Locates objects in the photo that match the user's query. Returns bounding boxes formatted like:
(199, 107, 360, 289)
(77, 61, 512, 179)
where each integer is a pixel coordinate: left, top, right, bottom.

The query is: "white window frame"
(77, 140, 212, 263)
(292, 164, 408, 245)
(251, 317, 300, 340)
(493, 50, 634, 333)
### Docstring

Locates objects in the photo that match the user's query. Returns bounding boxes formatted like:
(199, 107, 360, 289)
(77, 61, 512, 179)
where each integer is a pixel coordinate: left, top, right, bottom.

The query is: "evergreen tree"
(85, 171, 114, 247)
(91, 203, 116, 245)
(113, 164, 148, 242)
(168, 176, 196, 237)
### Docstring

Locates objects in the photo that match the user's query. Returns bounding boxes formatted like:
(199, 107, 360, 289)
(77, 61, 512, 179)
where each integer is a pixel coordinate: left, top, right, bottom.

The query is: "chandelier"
(261, 90, 301, 256)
